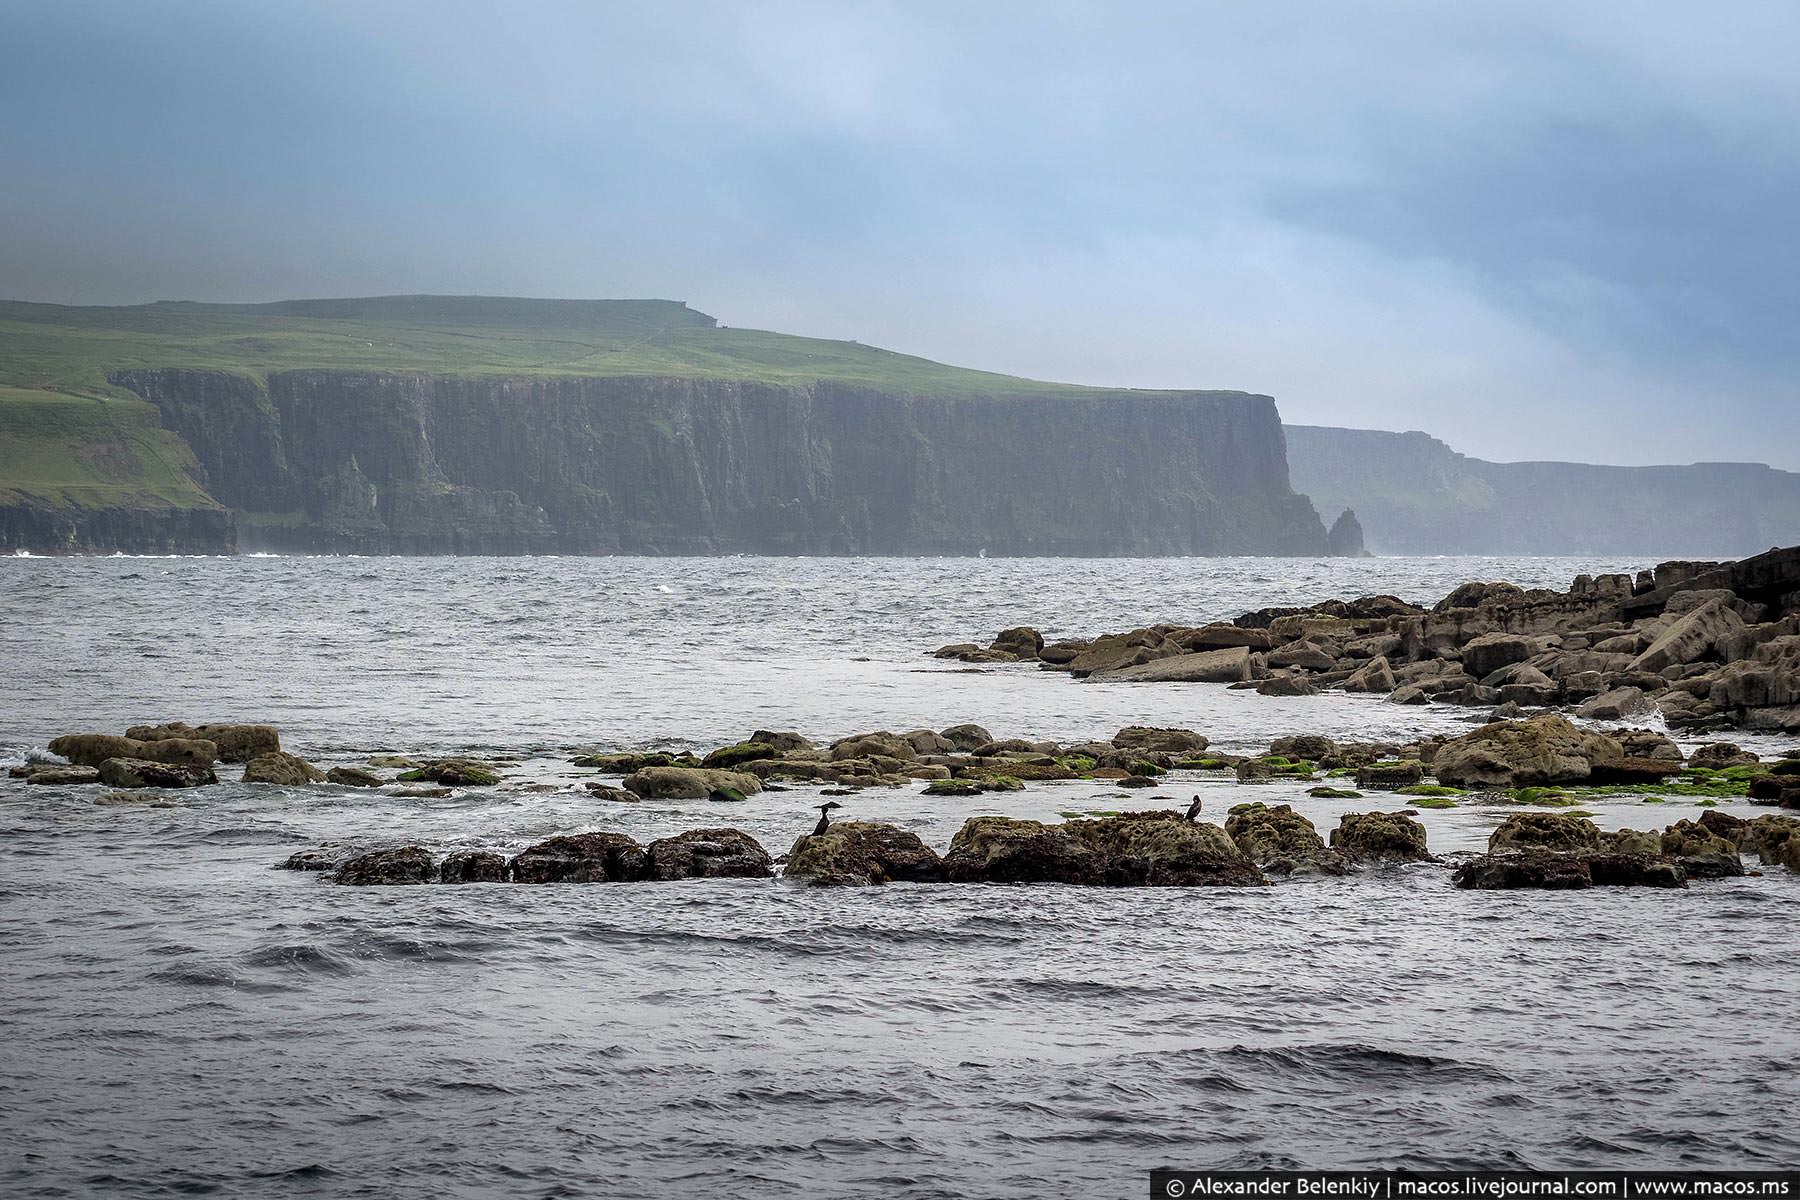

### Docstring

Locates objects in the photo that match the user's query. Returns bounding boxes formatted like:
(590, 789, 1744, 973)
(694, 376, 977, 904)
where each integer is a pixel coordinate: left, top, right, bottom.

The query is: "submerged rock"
(97, 758, 215, 789)
(644, 828, 774, 880)
(335, 847, 436, 885)
(23, 765, 101, 785)
(511, 832, 648, 883)
(280, 843, 363, 871)
(243, 752, 326, 785)
(439, 850, 509, 884)
(399, 758, 502, 787)
(1454, 851, 1686, 890)
(1256, 674, 1319, 696)
(784, 821, 946, 885)
(1224, 803, 1347, 875)
(93, 790, 179, 807)
(325, 766, 385, 788)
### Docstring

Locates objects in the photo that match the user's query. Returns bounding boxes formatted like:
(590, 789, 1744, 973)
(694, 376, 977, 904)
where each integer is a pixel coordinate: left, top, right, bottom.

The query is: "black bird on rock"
(812, 800, 843, 836)
(1185, 795, 1203, 822)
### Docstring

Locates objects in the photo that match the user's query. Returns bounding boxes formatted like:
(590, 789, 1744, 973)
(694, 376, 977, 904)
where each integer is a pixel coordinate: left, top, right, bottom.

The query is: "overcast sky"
(4, 1, 1796, 466)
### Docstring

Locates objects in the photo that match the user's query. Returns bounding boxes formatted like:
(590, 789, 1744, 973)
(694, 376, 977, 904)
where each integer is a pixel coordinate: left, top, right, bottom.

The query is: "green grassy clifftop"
(0, 296, 1329, 555)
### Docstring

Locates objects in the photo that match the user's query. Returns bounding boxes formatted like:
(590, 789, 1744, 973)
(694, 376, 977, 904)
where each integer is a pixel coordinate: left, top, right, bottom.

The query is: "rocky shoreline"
(13, 711, 1799, 892)
(936, 545, 1800, 733)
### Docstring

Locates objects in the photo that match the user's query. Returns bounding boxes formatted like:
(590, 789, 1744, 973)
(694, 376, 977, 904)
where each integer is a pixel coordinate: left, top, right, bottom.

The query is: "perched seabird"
(812, 799, 843, 836)
(1185, 795, 1203, 822)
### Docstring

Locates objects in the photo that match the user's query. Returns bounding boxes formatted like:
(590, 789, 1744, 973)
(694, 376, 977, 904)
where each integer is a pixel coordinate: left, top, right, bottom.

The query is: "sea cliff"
(1286, 424, 1800, 557)
(112, 369, 1328, 555)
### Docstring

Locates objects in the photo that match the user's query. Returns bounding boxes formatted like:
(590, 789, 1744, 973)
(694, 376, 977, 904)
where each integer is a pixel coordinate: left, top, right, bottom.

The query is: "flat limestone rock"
(1088, 646, 1251, 684)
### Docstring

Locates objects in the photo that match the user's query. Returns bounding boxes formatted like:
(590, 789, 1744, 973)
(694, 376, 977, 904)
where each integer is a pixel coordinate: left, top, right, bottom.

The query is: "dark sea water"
(2, 555, 1796, 1198)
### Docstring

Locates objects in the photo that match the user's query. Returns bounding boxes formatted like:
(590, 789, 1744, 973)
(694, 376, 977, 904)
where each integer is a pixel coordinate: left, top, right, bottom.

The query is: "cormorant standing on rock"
(1185, 795, 1203, 822)
(812, 800, 843, 836)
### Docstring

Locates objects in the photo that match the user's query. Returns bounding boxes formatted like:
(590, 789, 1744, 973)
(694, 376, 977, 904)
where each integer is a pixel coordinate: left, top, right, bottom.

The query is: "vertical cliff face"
(1286, 424, 1800, 556)
(111, 369, 1328, 555)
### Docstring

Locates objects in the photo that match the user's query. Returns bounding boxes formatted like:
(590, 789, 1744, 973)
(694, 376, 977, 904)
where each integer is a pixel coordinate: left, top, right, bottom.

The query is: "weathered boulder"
(943, 817, 1109, 884)
(1269, 735, 1337, 762)
(938, 723, 995, 752)
(1224, 803, 1347, 875)
(1067, 630, 1181, 677)
(325, 766, 385, 788)
(97, 758, 215, 789)
(1738, 815, 1800, 867)
(783, 821, 946, 885)
(1386, 685, 1429, 705)
(23, 765, 101, 785)
(1267, 640, 1338, 671)
(1091, 646, 1252, 683)
(1600, 828, 1666, 857)
(511, 832, 648, 883)
(990, 626, 1045, 659)
(1341, 656, 1397, 694)
(901, 729, 956, 755)
(1256, 674, 1319, 696)
(1631, 597, 1745, 673)
(1431, 715, 1624, 788)
(1067, 811, 1267, 886)
(1111, 726, 1208, 754)
(700, 742, 779, 768)
(1353, 760, 1424, 790)
(243, 752, 326, 785)
(829, 732, 918, 762)
(1461, 633, 1537, 678)
(748, 730, 814, 753)
(1575, 687, 1655, 721)
(1659, 819, 1744, 878)
(644, 828, 774, 880)
(1615, 730, 1684, 762)
(439, 850, 510, 884)
(1689, 742, 1759, 768)
(50, 733, 218, 769)
(1489, 812, 1600, 854)
(335, 847, 436, 885)
(399, 758, 502, 787)
(125, 722, 279, 763)
(1329, 811, 1433, 863)
(621, 766, 762, 800)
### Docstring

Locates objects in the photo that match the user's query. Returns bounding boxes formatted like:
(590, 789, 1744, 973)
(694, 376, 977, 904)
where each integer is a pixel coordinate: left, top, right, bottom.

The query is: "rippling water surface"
(1, 555, 1796, 1197)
